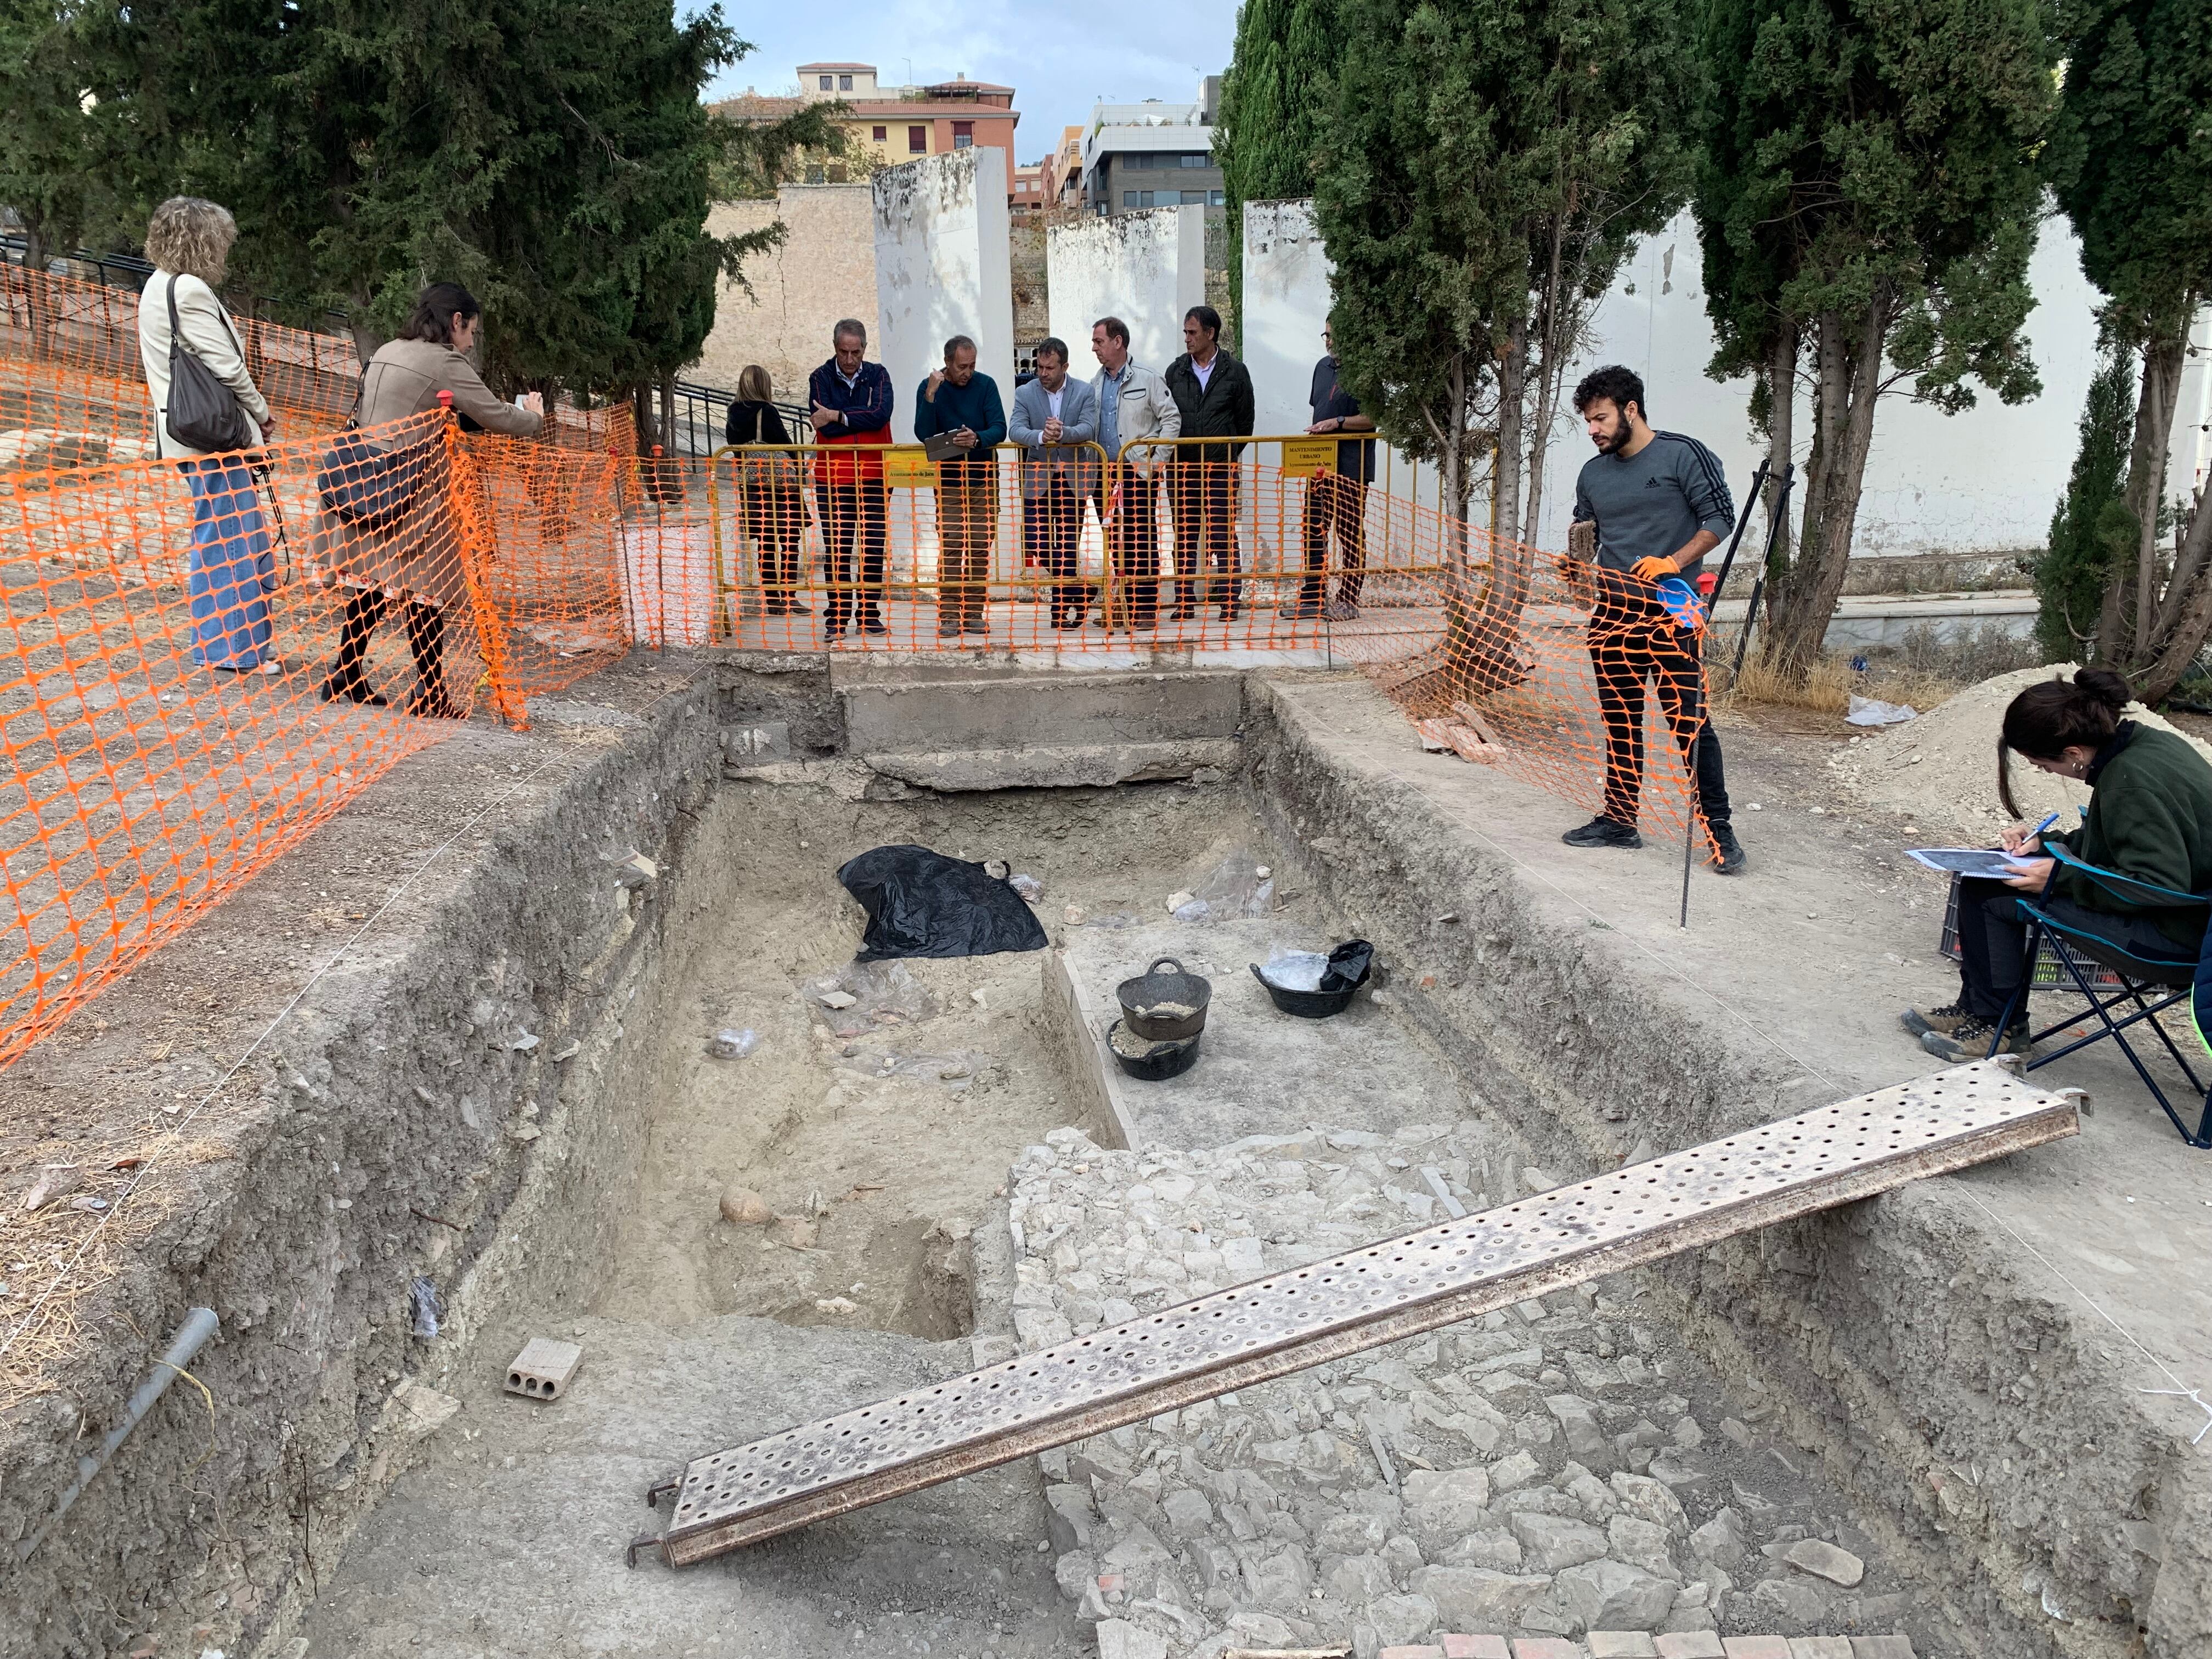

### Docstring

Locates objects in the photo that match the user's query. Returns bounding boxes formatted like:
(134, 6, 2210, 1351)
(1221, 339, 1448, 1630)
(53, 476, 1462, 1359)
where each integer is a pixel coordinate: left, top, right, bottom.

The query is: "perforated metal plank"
(642, 1059, 2076, 1566)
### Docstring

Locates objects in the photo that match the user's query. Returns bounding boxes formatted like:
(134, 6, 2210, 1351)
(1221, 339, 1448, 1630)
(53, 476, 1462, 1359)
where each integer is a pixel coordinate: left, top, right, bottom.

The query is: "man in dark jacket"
(1163, 306, 1256, 622)
(913, 334, 1008, 636)
(807, 319, 895, 639)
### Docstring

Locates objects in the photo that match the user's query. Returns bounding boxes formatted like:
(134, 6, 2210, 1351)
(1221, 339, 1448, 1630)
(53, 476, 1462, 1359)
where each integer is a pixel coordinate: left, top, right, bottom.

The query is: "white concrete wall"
(1527, 208, 2112, 558)
(1242, 200, 1446, 516)
(1241, 201, 1332, 439)
(1047, 206, 1205, 382)
(873, 149, 1016, 439)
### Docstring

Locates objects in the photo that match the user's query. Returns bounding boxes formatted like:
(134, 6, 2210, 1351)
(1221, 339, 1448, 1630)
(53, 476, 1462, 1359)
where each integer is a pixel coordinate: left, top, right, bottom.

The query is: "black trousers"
(1169, 462, 1238, 616)
(1587, 572, 1730, 828)
(1097, 466, 1159, 627)
(1953, 877, 2195, 1020)
(744, 481, 804, 599)
(814, 479, 887, 628)
(1024, 473, 1085, 619)
(1299, 471, 1368, 609)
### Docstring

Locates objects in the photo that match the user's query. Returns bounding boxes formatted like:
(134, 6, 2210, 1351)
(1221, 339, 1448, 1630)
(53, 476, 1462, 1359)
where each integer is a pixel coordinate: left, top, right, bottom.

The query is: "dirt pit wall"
(0, 674, 720, 1659)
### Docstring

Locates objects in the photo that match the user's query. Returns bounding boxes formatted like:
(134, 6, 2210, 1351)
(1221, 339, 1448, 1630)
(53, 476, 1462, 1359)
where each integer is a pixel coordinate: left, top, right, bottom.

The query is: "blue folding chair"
(1989, 843, 2211, 1147)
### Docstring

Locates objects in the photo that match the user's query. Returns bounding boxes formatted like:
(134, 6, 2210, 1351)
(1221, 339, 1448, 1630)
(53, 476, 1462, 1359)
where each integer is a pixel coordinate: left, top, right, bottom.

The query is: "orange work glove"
(1629, 556, 1678, 582)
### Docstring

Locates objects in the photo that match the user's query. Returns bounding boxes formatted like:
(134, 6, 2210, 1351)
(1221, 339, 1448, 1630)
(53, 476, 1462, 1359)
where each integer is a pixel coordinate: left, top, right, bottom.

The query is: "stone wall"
(695, 186, 878, 404)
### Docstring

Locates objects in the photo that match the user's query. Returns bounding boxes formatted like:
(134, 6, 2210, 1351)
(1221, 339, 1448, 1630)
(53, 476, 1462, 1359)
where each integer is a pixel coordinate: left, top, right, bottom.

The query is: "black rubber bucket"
(1115, 957, 1213, 1042)
(1106, 1017, 1203, 1081)
(1251, 940, 1374, 1019)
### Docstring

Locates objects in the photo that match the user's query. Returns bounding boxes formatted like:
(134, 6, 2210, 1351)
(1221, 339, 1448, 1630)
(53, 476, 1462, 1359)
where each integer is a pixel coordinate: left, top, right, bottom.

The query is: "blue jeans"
(184, 459, 274, 669)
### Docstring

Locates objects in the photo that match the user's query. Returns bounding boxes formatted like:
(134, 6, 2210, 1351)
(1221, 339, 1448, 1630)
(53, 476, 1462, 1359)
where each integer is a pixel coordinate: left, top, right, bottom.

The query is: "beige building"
(693, 185, 879, 405)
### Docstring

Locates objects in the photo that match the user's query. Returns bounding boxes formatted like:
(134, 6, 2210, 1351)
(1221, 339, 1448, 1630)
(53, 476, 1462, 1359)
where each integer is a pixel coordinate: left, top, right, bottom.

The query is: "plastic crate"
(1938, 872, 2126, 992)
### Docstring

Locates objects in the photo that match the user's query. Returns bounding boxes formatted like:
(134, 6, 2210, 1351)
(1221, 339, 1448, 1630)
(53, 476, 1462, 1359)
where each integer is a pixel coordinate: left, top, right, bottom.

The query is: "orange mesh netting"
(0, 265, 1713, 1067)
(0, 401, 641, 1063)
(3, 262, 362, 431)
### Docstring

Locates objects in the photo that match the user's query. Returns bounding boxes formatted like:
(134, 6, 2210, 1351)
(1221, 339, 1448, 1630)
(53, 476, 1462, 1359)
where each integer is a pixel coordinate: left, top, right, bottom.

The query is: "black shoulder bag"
(162, 275, 255, 454)
(317, 365, 433, 532)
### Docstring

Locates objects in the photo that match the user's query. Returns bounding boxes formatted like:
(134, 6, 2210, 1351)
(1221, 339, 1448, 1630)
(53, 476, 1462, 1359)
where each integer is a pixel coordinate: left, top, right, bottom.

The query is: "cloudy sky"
(704, 7, 1242, 161)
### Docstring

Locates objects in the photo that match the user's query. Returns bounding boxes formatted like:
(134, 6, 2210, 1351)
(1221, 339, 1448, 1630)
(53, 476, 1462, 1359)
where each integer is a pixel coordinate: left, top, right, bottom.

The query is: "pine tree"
(99, 0, 837, 415)
(1217, 0, 1344, 349)
(2036, 339, 2137, 663)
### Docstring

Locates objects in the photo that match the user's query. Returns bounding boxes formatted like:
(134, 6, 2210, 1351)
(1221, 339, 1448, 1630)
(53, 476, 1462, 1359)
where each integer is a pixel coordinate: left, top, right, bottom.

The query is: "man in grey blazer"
(1010, 338, 1100, 629)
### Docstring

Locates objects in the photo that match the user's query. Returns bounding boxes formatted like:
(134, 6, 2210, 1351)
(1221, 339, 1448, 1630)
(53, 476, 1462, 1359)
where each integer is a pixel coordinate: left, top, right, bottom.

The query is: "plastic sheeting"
(837, 844, 1051, 962)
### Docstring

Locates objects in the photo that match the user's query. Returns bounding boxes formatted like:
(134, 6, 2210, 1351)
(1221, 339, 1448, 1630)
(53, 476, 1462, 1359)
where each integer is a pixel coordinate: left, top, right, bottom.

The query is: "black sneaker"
(1900, 998, 1972, 1039)
(1562, 816, 1643, 850)
(1709, 821, 1746, 874)
(1922, 1015, 2030, 1062)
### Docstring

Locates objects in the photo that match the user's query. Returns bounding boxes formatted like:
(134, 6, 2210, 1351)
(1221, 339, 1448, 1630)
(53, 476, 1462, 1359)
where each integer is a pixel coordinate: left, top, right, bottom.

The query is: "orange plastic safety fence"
(0, 409, 594, 1064)
(630, 445, 1453, 657)
(1366, 537, 1712, 854)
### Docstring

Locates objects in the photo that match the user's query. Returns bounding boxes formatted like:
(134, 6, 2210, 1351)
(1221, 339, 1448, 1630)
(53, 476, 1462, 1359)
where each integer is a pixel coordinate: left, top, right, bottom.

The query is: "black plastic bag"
(1320, 939, 1373, 991)
(838, 844, 1049, 962)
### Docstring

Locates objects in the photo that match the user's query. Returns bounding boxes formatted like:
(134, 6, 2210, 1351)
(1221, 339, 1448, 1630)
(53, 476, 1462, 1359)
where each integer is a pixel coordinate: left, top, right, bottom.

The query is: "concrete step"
(834, 668, 1246, 790)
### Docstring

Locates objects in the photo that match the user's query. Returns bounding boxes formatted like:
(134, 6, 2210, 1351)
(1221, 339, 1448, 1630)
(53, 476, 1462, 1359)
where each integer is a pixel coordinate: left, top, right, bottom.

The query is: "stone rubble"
(1007, 1127, 1920, 1659)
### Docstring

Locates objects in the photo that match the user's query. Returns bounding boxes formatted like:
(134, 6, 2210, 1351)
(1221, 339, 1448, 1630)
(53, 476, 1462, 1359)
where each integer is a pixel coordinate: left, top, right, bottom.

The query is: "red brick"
(1442, 1639, 1513, 1659)
(1511, 1641, 1584, 1659)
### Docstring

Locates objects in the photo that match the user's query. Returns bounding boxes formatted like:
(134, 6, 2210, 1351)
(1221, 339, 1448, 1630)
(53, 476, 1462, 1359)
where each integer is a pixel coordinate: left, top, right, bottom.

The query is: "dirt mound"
(1828, 662, 2212, 836)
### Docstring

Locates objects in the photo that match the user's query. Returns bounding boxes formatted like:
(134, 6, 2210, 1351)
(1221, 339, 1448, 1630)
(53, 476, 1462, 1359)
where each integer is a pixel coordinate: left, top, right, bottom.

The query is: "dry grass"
(1717, 650, 1969, 719)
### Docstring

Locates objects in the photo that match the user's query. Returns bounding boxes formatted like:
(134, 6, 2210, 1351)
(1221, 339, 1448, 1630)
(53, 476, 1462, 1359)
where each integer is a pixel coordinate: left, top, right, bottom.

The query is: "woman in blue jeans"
(135, 196, 283, 676)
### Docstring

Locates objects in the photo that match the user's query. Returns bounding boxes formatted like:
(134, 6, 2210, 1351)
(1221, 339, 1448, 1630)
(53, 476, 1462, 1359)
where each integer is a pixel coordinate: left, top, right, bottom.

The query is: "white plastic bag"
(1845, 693, 1918, 727)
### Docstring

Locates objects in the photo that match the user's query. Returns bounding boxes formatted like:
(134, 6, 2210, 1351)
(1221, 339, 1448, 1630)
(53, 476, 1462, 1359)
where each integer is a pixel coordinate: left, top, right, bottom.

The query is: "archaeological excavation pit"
(2, 661, 2198, 1659)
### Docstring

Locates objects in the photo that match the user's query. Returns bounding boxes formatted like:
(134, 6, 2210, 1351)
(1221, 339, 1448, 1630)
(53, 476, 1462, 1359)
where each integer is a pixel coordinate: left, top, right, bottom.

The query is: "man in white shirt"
(1012, 338, 1100, 629)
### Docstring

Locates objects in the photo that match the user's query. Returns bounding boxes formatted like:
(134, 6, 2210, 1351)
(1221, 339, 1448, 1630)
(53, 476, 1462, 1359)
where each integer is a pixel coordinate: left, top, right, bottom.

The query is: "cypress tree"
(2036, 339, 2138, 663)
(2045, 0, 2212, 695)
(1217, 0, 1343, 349)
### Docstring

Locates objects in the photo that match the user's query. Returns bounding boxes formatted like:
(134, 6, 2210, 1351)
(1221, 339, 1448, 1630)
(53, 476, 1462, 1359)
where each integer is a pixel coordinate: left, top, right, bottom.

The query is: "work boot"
(1900, 998, 1972, 1039)
(1709, 821, 1747, 874)
(1921, 1015, 2030, 1063)
(1562, 816, 1642, 850)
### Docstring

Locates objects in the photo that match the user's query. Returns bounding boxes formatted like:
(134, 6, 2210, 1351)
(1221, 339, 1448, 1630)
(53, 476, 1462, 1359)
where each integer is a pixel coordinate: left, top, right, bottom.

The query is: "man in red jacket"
(808, 319, 895, 640)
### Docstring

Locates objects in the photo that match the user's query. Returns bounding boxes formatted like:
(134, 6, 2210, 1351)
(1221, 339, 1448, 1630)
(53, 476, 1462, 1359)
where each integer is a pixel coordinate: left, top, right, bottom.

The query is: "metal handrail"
(696, 439, 1119, 636)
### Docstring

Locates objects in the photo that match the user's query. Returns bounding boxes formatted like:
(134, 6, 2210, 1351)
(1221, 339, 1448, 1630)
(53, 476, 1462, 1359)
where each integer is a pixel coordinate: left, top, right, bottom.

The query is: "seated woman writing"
(1906, 667, 2212, 1061)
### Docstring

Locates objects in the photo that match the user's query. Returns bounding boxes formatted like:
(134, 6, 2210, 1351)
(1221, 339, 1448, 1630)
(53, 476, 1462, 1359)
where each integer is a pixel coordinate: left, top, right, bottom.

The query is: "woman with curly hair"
(134, 196, 282, 676)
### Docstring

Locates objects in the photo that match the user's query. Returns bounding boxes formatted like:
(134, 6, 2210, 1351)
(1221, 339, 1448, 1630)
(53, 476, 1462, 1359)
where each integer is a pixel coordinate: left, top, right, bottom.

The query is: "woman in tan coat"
(318, 281, 543, 716)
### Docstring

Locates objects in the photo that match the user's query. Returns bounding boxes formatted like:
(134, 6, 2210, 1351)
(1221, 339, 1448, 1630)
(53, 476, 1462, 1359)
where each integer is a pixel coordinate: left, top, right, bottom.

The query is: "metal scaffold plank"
(639, 1058, 2078, 1567)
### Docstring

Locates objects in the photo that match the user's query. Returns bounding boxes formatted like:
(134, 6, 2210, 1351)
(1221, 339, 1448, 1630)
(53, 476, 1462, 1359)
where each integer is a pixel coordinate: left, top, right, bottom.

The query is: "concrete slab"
(837, 667, 1244, 755)
(1054, 916, 1482, 1149)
